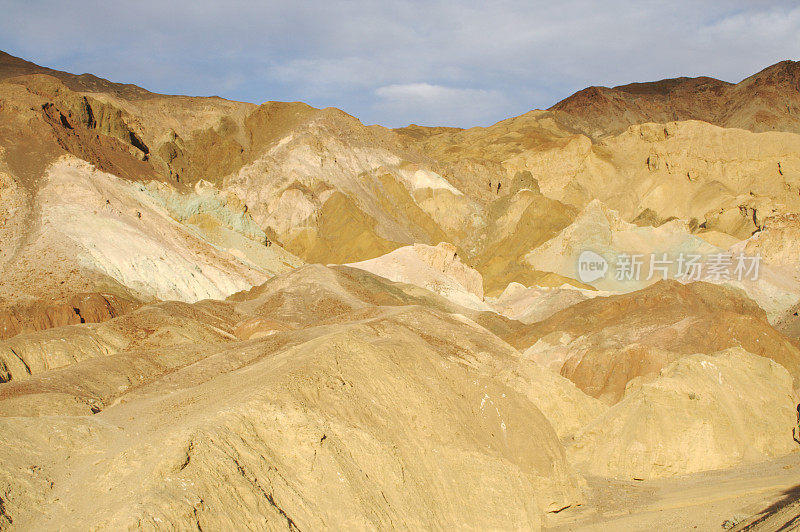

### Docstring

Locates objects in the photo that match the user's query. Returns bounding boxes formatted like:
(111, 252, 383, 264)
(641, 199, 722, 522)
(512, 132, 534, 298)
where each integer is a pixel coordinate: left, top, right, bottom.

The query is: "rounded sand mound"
(568, 347, 797, 479)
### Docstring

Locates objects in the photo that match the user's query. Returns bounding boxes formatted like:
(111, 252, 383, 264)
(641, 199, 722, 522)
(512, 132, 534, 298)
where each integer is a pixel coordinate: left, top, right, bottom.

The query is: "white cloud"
(376, 83, 494, 104)
(374, 84, 507, 127)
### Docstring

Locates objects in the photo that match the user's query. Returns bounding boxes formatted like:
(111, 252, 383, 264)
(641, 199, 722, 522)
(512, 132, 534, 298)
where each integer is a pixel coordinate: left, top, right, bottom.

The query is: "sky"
(1, 1, 799, 128)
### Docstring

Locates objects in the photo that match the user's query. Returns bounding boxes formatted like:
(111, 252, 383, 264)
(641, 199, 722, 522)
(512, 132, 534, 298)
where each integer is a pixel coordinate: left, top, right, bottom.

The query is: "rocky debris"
(39, 88, 158, 181)
(631, 207, 675, 227)
(702, 200, 773, 240)
(568, 348, 797, 479)
(775, 301, 800, 341)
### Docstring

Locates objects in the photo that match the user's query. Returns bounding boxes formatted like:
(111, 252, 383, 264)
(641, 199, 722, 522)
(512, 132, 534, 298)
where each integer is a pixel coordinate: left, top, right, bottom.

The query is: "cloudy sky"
(1, 1, 798, 127)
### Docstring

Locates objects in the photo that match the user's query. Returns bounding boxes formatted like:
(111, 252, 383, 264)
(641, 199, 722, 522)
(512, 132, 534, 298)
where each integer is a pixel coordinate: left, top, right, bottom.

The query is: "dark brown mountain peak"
(0, 49, 152, 99)
(612, 75, 731, 96)
(549, 60, 800, 137)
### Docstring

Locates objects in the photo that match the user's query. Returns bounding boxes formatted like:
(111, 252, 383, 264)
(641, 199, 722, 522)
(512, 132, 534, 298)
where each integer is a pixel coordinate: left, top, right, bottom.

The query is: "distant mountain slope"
(0, 50, 153, 99)
(549, 60, 800, 136)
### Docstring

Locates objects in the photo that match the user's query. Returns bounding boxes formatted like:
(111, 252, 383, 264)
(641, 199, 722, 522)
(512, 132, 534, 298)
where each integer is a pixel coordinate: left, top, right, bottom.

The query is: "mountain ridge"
(550, 59, 800, 136)
(3, 50, 799, 134)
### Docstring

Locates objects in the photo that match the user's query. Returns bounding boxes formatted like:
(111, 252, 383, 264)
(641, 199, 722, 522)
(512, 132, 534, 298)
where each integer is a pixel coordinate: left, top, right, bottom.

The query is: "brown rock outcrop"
(508, 280, 800, 403)
(550, 60, 800, 137)
(0, 293, 138, 340)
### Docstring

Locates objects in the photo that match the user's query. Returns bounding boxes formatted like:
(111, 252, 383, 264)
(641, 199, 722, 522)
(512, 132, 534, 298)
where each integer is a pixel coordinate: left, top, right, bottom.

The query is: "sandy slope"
(545, 451, 800, 530)
(0, 266, 605, 529)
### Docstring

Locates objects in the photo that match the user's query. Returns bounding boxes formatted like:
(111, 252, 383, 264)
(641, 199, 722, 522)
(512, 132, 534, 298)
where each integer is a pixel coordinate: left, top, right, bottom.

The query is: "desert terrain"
(1, 49, 800, 530)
